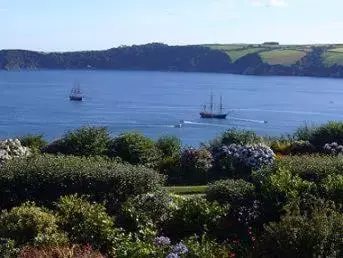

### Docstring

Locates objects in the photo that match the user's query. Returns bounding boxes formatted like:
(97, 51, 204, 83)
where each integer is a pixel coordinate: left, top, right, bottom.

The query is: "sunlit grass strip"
(164, 185, 208, 195)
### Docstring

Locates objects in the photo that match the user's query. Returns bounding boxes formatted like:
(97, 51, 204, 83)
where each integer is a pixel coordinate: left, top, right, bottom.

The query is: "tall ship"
(200, 93, 227, 119)
(69, 83, 83, 101)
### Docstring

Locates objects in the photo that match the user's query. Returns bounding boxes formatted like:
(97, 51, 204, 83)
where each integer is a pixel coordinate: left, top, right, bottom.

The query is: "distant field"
(260, 49, 306, 66)
(322, 52, 343, 66)
(328, 47, 343, 53)
(226, 47, 267, 62)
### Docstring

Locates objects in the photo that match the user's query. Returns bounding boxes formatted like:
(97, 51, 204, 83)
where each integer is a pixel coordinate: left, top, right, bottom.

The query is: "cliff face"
(2, 43, 343, 78)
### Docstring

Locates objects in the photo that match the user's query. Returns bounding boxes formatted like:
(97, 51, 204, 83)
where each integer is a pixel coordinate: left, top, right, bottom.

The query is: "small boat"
(174, 120, 185, 128)
(200, 93, 227, 119)
(69, 83, 83, 101)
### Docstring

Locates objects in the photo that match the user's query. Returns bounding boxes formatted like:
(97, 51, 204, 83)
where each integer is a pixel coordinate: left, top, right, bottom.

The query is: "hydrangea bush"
(0, 138, 30, 166)
(323, 142, 343, 155)
(215, 143, 275, 170)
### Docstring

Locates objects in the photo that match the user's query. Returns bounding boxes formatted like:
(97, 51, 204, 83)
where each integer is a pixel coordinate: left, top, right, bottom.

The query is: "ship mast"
(210, 92, 214, 113)
(219, 95, 223, 113)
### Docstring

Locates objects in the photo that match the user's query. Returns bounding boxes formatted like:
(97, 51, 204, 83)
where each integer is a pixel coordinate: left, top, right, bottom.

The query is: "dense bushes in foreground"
(0, 122, 343, 257)
(0, 154, 164, 211)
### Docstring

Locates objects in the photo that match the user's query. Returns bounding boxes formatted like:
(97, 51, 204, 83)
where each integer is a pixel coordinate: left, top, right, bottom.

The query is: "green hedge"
(0, 154, 165, 211)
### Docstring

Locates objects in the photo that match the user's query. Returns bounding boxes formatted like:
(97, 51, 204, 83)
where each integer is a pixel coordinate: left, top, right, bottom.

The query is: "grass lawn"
(328, 47, 343, 53)
(259, 49, 306, 66)
(164, 185, 208, 195)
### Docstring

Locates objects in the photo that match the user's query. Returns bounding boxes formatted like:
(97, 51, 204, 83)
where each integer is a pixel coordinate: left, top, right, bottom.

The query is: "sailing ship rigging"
(200, 92, 227, 119)
(69, 82, 83, 101)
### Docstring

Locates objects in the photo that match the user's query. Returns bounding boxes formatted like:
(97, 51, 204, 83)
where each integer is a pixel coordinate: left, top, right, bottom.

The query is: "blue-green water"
(1, 70, 343, 146)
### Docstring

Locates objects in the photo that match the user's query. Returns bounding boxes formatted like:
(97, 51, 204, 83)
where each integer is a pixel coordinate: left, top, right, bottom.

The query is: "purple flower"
(154, 236, 171, 246)
(166, 253, 180, 258)
(172, 242, 188, 254)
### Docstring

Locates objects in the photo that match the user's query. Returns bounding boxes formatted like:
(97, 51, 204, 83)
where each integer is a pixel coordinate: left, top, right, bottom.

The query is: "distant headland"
(2, 42, 343, 78)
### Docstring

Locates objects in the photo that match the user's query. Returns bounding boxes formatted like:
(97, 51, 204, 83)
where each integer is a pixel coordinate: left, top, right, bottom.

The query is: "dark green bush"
(0, 154, 165, 211)
(155, 135, 181, 157)
(0, 202, 67, 247)
(42, 126, 110, 156)
(293, 123, 316, 141)
(206, 179, 255, 206)
(257, 199, 343, 257)
(19, 134, 47, 150)
(219, 128, 263, 146)
(0, 238, 18, 258)
(108, 132, 161, 168)
(309, 121, 343, 149)
(271, 140, 316, 155)
(163, 197, 228, 240)
(120, 190, 173, 233)
(180, 148, 213, 185)
(56, 195, 119, 254)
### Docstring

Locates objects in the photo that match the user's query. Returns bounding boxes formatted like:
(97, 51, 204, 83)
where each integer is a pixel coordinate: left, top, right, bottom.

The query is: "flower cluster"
(0, 139, 30, 166)
(180, 148, 213, 171)
(216, 143, 275, 170)
(323, 142, 343, 155)
(154, 236, 171, 247)
(165, 242, 188, 258)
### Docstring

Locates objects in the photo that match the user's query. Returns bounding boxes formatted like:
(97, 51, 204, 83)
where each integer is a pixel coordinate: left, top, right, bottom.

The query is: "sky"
(1, 0, 343, 51)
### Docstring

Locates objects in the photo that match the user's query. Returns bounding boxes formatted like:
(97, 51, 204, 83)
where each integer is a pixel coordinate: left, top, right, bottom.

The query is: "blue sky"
(1, 0, 343, 51)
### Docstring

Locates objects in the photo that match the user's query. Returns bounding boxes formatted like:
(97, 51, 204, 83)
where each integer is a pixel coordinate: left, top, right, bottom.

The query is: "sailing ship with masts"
(200, 92, 227, 119)
(69, 82, 83, 101)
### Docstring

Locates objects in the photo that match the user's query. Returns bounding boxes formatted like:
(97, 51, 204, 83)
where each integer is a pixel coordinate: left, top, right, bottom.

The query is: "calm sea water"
(1, 70, 343, 146)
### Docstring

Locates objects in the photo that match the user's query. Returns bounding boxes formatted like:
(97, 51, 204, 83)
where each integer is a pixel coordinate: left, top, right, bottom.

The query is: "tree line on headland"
(2, 43, 343, 78)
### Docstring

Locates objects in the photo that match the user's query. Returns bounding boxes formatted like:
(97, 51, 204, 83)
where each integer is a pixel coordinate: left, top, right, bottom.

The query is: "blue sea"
(1, 70, 343, 146)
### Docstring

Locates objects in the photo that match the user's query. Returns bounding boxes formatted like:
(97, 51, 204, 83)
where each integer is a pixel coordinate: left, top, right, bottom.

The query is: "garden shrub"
(120, 190, 178, 234)
(56, 195, 120, 255)
(323, 142, 343, 155)
(309, 121, 343, 149)
(257, 199, 343, 258)
(254, 167, 315, 221)
(18, 244, 105, 258)
(0, 154, 165, 211)
(0, 202, 67, 247)
(180, 148, 213, 185)
(0, 139, 31, 166)
(0, 238, 19, 258)
(219, 128, 263, 146)
(162, 196, 228, 240)
(292, 123, 316, 141)
(42, 126, 110, 156)
(108, 132, 161, 168)
(206, 179, 255, 206)
(321, 174, 343, 204)
(155, 135, 181, 158)
(19, 134, 48, 150)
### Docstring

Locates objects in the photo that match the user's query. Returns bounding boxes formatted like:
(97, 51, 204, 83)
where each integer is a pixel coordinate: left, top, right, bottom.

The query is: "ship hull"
(69, 96, 83, 101)
(200, 112, 227, 119)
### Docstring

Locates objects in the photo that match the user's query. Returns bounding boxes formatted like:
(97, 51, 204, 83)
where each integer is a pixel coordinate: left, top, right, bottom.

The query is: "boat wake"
(230, 117, 268, 124)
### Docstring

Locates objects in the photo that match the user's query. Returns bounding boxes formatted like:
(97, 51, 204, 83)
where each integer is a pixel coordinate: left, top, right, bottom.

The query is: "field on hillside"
(260, 49, 306, 66)
(207, 43, 343, 67)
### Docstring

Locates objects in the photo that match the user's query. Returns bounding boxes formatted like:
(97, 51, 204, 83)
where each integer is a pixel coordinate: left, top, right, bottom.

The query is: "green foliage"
(56, 195, 119, 254)
(182, 234, 231, 258)
(19, 134, 47, 150)
(18, 245, 105, 258)
(206, 179, 255, 206)
(108, 132, 161, 168)
(271, 140, 316, 155)
(0, 202, 67, 247)
(217, 128, 263, 146)
(0, 154, 165, 210)
(0, 239, 19, 258)
(293, 123, 317, 141)
(120, 190, 175, 235)
(180, 148, 213, 185)
(257, 199, 343, 257)
(163, 197, 228, 240)
(165, 185, 208, 195)
(42, 126, 110, 156)
(155, 135, 181, 157)
(309, 121, 343, 148)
